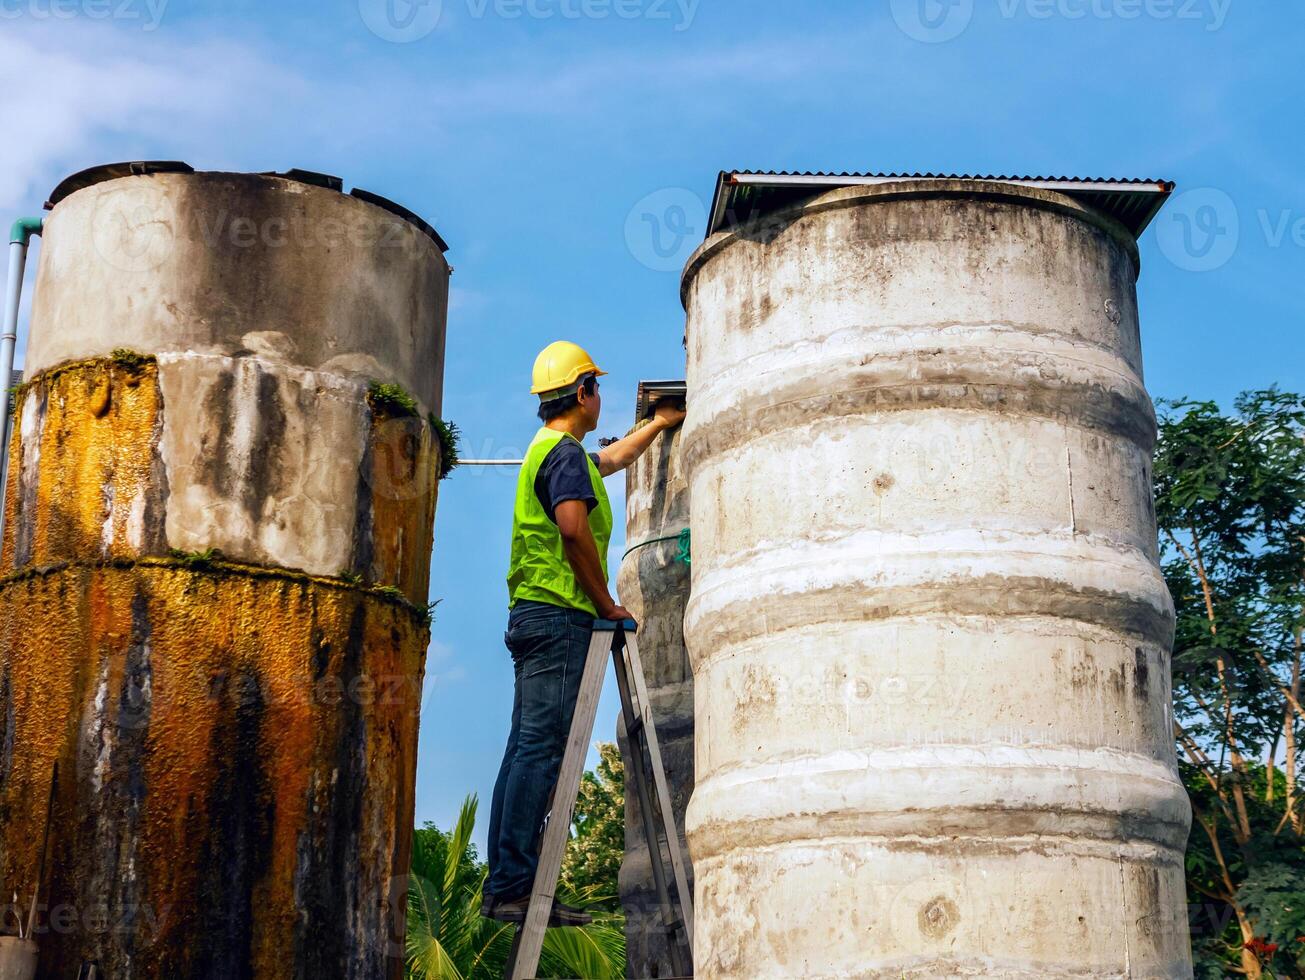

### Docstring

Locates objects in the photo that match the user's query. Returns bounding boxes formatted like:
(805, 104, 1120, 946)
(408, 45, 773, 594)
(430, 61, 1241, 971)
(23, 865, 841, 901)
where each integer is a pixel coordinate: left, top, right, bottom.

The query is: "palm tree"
(406, 795, 626, 980)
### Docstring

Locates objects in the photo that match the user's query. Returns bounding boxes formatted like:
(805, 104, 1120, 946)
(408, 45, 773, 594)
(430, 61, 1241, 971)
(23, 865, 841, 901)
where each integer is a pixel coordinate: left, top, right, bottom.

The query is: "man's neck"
(545, 416, 588, 442)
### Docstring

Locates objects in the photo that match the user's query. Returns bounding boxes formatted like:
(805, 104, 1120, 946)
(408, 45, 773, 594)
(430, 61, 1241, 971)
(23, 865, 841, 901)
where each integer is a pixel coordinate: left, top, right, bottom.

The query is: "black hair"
(536, 374, 597, 422)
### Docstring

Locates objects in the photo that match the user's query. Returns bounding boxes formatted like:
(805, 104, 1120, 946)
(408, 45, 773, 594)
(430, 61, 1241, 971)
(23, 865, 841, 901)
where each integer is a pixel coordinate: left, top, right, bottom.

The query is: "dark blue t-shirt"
(534, 438, 602, 524)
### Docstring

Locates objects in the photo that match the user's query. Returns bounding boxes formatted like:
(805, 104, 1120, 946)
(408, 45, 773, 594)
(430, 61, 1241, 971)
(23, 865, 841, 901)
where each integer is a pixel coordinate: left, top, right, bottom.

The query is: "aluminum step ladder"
(504, 619, 694, 980)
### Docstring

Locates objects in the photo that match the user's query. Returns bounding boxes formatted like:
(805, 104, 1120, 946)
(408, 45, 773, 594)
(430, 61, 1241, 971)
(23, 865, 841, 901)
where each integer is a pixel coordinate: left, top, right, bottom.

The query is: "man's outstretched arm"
(595, 401, 687, 477)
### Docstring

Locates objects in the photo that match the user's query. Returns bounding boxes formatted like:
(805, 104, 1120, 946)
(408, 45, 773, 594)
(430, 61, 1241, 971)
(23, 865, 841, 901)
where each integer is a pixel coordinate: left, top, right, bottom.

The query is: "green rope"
(621, 527, 691, 566)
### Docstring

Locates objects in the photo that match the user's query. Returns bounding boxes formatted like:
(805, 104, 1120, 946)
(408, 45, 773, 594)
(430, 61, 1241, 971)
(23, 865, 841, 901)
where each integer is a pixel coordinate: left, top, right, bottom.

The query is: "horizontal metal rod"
(459, 459, 524, 466)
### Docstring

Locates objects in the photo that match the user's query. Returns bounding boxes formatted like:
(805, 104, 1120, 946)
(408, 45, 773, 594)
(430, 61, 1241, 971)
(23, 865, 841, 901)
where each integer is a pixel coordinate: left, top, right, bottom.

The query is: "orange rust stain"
(0, 564, 426, 979)
(1, 359, 162, 575)
(3, 359, 442, 606)
(366, 411, 439, 605)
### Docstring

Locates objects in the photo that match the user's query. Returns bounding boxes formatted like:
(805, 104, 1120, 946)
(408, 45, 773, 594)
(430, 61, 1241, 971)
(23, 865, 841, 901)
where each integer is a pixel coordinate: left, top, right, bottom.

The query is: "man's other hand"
(599, 602, 635, 624)
(653, 400, 687, 429)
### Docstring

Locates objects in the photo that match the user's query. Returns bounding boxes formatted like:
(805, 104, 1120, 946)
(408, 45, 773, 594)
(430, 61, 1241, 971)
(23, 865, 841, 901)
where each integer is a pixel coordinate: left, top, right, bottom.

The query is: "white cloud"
(0, 22, 318, 214)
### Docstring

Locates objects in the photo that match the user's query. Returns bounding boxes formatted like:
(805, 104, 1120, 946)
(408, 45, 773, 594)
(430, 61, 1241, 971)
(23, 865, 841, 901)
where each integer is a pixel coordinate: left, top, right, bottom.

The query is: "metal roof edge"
(706, 171, 1175, 238)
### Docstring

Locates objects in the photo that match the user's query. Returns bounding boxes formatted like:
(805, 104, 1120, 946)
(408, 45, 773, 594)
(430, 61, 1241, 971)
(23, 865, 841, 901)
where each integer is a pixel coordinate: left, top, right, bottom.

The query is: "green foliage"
(429, 414, 461, 480)
(338, 569, 364, 587)
(110, 347, 152, 370)
(368, 380, 420, 418)
(1184, 762, 1305, 976)
(168, 547, 222, 568)
(1157, 389, 1305, 978)
(420, 599, 442, 629)
(561, 742, 625, 911)
(1239, 861, 1305, 953)
(406, 794, 626, 980)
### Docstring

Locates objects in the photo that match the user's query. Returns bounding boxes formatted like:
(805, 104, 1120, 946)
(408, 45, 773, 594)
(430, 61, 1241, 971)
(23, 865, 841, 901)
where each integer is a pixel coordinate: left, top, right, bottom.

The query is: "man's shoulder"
(541, 436, 597, 472)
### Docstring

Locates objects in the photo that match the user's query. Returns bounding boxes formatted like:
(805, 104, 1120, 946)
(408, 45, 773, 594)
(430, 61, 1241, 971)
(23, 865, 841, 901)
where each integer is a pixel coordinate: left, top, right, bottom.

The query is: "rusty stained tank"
(614, 396, 694, 979)
(680, 178, 1191, 977)
(0, 165, 450, 979)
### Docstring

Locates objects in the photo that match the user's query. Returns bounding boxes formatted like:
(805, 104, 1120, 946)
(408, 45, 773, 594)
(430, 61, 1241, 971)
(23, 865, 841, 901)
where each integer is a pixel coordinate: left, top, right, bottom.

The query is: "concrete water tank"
(0, 164, 449, 979)
(614, 388, 694, 978)
(679, 176, 1191, 977)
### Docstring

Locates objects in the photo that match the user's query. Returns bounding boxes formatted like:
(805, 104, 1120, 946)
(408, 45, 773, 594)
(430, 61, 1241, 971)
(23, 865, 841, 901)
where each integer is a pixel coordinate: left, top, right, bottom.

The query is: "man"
(482, 340, 686, 926)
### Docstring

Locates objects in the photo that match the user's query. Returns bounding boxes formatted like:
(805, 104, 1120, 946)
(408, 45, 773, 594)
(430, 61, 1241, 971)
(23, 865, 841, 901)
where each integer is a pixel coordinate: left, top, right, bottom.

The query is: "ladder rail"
(622, 631, 696, 953)
(506, 626, 612, 980)
(613, 639, 691, 979)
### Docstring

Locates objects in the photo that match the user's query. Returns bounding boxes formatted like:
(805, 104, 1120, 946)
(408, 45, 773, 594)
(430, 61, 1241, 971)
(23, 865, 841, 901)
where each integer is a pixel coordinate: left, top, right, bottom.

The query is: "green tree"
(405, 795, 626, 980)
(561, 742, 626, 911)
(1155, 389, 1305, 978)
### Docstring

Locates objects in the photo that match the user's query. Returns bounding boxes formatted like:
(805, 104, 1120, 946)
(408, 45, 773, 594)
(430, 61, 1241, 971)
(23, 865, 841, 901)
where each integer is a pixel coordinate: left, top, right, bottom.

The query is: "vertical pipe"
(0, 219, 41, 542)
(1, 218, 42, 451)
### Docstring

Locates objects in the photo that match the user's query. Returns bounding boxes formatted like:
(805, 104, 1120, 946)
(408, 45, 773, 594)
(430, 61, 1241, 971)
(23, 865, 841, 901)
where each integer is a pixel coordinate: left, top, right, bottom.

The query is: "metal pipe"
(2, 218, 43, 450)
(458, 459, 524, 466)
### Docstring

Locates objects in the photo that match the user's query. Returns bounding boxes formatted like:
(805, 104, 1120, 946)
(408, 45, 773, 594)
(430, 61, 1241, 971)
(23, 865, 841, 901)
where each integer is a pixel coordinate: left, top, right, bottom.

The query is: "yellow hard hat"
(531, 341, 608, 397)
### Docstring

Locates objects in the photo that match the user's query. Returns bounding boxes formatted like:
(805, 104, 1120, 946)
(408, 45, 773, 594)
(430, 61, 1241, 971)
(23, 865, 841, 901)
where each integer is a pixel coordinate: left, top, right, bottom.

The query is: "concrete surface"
(679, 179, 1192, 978)
(0, 170, 448, 980)
(27, 171, 448, 418)
(615, 417, 695, 978)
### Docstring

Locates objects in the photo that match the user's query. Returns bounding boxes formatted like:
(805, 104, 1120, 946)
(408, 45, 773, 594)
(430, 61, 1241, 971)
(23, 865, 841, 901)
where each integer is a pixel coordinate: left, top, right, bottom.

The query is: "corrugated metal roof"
(706, 171, 1175, 240)
(635, 380, 687, 424)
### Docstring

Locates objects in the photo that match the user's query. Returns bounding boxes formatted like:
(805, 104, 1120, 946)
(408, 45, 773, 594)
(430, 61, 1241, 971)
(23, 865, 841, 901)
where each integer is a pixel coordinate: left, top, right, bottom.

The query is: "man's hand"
(652, 400, 687, 429)
(598, 602, 636, 624)
(595, 399, 688, 476)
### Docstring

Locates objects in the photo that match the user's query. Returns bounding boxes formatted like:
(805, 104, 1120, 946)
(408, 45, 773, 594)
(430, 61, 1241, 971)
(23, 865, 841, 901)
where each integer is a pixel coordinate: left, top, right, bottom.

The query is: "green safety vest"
(506, 427, 613, 614)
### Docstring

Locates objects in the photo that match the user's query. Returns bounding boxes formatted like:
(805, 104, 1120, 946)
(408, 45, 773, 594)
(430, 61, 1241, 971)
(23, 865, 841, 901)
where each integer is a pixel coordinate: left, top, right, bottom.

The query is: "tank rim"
(678, 178, 1142, 310)
(44, 162, 448, 253)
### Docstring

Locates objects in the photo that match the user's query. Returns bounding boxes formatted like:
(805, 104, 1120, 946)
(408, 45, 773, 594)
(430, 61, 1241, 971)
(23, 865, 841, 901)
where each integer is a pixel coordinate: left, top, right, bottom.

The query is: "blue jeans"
(486, 599, 596, 899)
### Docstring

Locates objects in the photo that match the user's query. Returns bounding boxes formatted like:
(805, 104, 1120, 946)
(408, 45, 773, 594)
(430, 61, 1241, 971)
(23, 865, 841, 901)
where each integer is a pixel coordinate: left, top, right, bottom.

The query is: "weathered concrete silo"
(0, 164, 449, 979)
(680, 175, 1191, 977)
(615, 389, 694, 979)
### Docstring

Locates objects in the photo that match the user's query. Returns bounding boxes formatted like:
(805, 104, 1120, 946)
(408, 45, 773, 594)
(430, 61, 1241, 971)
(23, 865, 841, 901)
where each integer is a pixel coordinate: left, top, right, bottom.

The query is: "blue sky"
(3, 0, 1301, 848)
